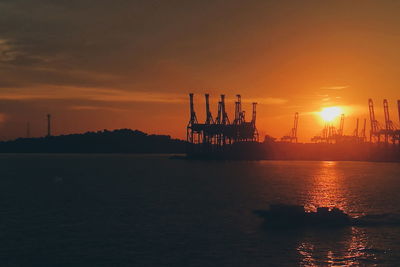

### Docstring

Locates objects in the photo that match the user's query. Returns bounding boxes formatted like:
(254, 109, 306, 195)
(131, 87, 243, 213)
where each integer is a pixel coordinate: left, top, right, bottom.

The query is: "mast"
(293, 112, 299, 143)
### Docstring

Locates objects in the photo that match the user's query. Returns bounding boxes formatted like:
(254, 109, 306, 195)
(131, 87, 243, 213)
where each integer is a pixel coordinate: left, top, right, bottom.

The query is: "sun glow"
(320, 107, 342, 122)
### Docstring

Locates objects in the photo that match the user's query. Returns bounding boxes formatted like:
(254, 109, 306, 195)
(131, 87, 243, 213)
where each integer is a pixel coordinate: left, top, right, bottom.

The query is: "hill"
(0, 129, 187, 153)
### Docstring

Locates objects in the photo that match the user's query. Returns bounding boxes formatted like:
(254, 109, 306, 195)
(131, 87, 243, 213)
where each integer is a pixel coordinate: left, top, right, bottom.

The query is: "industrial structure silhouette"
(310, 99, 400, 144)
(187, 94, 400, 147)
(187, 93, 259, 146)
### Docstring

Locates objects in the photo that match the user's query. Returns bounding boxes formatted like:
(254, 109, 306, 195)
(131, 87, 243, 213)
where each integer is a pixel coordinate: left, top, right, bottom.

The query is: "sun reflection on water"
(296, 161, 377, 266)
(304, 161, 348, 212)
(296, 227, 375, 266)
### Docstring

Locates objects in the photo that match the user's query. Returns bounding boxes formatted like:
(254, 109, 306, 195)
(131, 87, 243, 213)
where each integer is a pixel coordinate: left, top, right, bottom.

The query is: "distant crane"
(293, 112, 299, 142)
(353, 118, 367, 143)
(281, 112, 299, 143)
(187, 93, 199, 143)
(398, 100, 400, 125)
(216, 94, 229, 125)
(215, 94, 230, 145)
(397, 100, 400, 143)
(205, 94, 214, 125)
(368, 99, 380, 142)
(251, 102, 257, 126)
(311, 114, 345, 143)
(203, 93, 215, 144)
(251, 102, 258, 141)
(338, 114, 344, 136)
(383, 99, 395, 143)
(234, 94, 245, 125)
(353, 118, 359, 138)
(186, 93, 258, 148)
(361, 118, 367, 142)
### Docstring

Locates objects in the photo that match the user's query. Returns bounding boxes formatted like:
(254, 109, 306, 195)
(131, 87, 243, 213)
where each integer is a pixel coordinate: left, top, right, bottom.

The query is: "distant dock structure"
(281, 112, 299, 143)
(186, 93, 259, 156)
(368, 99, 400, 144)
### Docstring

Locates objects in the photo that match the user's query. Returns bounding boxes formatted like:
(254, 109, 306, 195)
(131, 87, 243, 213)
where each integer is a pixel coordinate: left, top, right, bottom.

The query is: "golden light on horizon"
(320, 107, 342, 122)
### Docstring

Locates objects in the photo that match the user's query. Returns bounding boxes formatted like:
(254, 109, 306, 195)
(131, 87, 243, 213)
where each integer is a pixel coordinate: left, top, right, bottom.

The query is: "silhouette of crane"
(361, 118, 367, 142)
(398, 100, 400, 126)
(368, 99, 381, 142)
(382, 99, 395, 143)
(205, 94, 214, 125)
(281, 112, 299, 143)
(233, 95, 245, 125)
(338, 114, 344, 136)
(186, 93, 258, 150)
(187, 93, 200, 143)
(353, 118, 359, 137)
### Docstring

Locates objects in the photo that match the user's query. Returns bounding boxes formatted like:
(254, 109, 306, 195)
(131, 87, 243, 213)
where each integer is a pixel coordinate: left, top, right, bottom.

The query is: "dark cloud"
(0, 0, 329, 90)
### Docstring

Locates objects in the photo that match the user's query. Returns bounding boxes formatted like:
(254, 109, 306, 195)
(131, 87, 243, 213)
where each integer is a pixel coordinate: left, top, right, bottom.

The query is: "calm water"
(0, 154, 400, 266)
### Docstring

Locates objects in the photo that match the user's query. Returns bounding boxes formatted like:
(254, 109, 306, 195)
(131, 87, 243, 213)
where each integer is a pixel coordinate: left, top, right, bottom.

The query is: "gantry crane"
(382, 99, 396, 143)
(368, 99, 381, 142)
(281, 112, 299, 143)
(187, 93, 258, 148)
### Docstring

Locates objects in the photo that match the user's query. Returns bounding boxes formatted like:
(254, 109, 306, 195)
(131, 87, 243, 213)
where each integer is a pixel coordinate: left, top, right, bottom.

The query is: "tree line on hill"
(0, 129, 187, 153)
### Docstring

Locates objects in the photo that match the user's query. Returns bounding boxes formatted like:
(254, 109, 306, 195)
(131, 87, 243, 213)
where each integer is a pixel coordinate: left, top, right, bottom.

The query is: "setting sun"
(320, 107, 342, 122)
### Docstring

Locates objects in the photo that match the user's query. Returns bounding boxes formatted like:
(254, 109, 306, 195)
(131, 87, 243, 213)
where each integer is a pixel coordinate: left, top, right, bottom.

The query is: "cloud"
(69, 105, 128, 112)
(0, 86, 186, 103)
(0, 1, 236, 85)
(0, 39, 19, 62)
(320, 86, 349, 90)
(255, 97, 288, 105)
(88, 89, 186, 103)
(221, 96, 287, 105)
(0, 87, 290, 108)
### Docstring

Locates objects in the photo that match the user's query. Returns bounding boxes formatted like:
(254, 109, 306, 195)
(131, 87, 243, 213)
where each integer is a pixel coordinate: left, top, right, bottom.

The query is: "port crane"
(368, 99, 381, 142)
(281, 112, 299, 143)
(187, 93, 259, 150)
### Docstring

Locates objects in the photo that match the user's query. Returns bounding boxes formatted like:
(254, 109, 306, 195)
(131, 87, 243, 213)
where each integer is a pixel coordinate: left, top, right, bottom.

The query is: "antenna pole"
(47, 114, 51, 137)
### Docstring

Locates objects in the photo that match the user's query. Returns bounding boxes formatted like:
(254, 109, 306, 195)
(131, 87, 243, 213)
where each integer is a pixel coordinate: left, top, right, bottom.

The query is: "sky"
(1, 0, 400, 141)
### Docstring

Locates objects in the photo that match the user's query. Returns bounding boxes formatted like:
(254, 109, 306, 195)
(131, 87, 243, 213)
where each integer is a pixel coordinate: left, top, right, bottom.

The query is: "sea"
(1, 154, 400, 266)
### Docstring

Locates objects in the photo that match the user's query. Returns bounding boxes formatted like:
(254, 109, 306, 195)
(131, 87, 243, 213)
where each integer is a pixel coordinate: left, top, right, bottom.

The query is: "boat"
(253, 204, 351, 228)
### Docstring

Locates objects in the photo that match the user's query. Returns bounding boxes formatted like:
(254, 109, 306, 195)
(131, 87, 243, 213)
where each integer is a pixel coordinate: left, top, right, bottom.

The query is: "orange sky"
(0, 1, 400, 141)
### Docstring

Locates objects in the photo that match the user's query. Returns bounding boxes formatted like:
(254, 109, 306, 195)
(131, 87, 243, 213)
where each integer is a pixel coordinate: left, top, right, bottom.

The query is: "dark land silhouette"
(0, 128, 399, 162)
(0, 129, 187, 153)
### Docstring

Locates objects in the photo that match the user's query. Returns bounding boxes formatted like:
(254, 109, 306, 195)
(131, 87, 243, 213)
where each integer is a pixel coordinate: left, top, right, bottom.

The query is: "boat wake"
(352, 213, 400, 227)
(254, 204, 400, 228)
